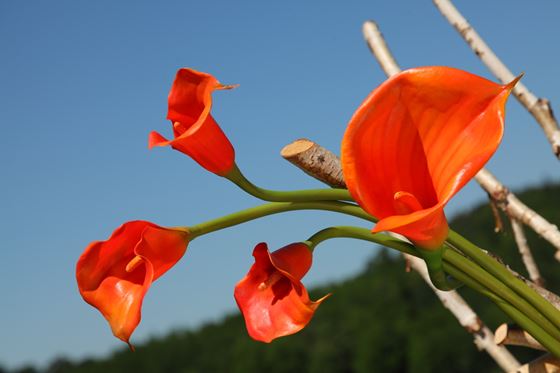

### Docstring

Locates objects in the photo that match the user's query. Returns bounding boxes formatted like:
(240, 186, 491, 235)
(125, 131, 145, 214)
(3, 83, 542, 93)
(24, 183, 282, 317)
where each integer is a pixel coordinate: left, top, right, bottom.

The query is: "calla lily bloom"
(234, 242, 329, 342)
(149, 68, 236, 176)
(76, 221, 189, 346)
(342, 66, 518, 249)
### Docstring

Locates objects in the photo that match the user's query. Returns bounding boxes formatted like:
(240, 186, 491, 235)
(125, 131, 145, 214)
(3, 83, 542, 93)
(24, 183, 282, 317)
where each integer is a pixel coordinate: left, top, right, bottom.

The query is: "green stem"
(447, 230, 560, 333)
(419, 247, 462, 291)
(443, 248, 560, 341)
(188, 201, 372, 240)
(225, 164, 353, 202)
(443, 261, 560, 358)
(306, 226, 418, 256)
(305, 226, 560, 356)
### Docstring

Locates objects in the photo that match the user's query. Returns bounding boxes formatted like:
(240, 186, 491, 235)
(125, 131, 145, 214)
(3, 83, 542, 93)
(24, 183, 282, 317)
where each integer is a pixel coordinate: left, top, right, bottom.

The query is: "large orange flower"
(76, 221, 189, 346)
(234, 242, 329, 342)
(149, 68, 236, 176)
(342, 66, 518, 249)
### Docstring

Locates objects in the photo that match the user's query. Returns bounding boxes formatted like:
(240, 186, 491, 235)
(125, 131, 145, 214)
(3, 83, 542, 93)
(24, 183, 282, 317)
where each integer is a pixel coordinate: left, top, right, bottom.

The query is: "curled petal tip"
(506, 73, 524, 91)
(147, 131, 169, 149)
(217, 83, 239, 90)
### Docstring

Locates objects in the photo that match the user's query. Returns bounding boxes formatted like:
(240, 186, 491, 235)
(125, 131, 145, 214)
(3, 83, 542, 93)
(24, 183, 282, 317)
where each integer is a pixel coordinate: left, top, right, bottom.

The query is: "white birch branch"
(432, 0, 560, 158)
(406, 254, 520, 371)
(476, 170, 560, 258)
(362, 20, 560, 259)
(511, 218, 545, 286)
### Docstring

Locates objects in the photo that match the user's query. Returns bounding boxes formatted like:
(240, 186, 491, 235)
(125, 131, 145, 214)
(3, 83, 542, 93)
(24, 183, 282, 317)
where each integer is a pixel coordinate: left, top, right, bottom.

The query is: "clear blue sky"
(1, 0, 559, 369)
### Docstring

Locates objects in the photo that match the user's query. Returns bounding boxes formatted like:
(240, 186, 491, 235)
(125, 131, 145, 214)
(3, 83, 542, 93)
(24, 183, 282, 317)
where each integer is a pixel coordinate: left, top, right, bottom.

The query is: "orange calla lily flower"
(149, 68, 236, 176)
(76, 221, 189, 347)
(342, 66, 518, 249)
(234, 242, 329, 342)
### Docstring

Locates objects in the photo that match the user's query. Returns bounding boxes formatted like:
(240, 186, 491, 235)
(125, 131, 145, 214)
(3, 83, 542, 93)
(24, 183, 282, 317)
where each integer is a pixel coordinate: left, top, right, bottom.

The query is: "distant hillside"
(9, 182, 560, 373)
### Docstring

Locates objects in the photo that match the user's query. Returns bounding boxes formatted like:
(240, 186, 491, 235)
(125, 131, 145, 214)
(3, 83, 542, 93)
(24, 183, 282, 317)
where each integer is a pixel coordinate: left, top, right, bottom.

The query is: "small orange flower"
(234, 242, 329, 342)
(342, 66, 518, 249)
(76, 221, 189, 347)
(149, 68, 236, 176)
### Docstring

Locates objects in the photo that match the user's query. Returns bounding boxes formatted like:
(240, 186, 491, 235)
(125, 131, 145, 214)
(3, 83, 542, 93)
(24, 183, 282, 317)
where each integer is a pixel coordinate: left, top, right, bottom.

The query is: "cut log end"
(280, 139, 315, 159)
(494, 323, 508, 345)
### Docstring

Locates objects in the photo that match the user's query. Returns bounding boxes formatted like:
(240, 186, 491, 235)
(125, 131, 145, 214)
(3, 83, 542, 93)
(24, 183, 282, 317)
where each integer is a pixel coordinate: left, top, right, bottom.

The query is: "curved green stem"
(307, 227, 460, 290)
(304, 226, 560, 355)
(443, 261, 560, 358)
(225, 164, 353, 202)
(306, 226, 418, 256)
(419, 247, 462, 291)
(447, 230, 560, 333)
(188, 201, 372, 240)
(443, 248, 560, 341)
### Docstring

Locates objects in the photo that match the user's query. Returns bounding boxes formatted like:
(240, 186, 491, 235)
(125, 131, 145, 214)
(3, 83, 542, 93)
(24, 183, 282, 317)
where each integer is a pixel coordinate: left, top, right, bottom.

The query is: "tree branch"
(406, 254, 520, 371)
(476, 169, 560, 258)
(432, 0, 560, 158)
(281, 139, 345, 188)
(510, 218, 545, 286)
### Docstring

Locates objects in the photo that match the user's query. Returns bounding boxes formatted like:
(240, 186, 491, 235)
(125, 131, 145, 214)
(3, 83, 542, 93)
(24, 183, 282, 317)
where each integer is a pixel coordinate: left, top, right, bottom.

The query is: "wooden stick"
(362, 20, 560, 258)
(281, 139, 345, 188)
(406, 254, 520, 371)
(509, 353, 560, 373)
(489, 195, 504, 233)
(476, 170, 560, 257)
(511, 218, 545, 286)
(281, 140, 346, 188)
(495, 323, 546, 351)
(432, 0, 560, 158)
(362, 21, 402, 76)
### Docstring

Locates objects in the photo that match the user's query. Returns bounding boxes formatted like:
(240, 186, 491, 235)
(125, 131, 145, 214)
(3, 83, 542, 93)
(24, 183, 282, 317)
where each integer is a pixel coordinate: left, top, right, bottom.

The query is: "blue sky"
(1, 0, 559, 369)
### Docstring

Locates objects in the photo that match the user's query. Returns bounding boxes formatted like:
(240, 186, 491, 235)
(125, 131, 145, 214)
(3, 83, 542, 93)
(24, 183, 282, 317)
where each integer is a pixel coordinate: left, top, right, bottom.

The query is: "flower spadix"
(149, 68, 236, 176)
(234, 242, 329, 342)
(342, 66, 519, 249)
(76, 221, 189, 347)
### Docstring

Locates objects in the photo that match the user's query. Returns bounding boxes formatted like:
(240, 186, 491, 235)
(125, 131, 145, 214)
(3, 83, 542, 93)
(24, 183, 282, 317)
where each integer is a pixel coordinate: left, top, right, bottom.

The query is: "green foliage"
(16, 182, 560, 372)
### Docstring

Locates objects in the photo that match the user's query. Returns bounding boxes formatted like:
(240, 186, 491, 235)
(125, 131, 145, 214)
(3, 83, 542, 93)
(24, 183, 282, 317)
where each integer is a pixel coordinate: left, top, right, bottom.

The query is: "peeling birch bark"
(476, 170, 560, 257)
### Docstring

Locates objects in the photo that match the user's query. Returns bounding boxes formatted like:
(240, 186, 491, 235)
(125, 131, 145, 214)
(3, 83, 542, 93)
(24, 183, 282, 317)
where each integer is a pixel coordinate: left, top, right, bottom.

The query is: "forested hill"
(8, 182, 560, 373)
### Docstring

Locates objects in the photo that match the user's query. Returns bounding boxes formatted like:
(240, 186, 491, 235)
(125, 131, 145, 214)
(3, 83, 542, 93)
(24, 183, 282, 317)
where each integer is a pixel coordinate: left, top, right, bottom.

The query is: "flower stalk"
(188, 201, 372, 239)
(225, 164, 353, 202)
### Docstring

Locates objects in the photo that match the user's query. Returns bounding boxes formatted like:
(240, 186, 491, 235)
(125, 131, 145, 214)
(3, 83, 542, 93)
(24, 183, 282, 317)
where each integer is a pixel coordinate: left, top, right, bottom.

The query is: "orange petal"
(149, 68, 236, 176)
(342, 66, 517, 249)
(234, 243, 328, 343)
(76, 221, 188, 345)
